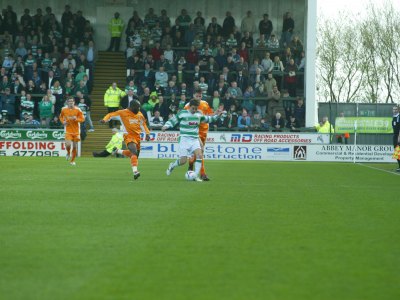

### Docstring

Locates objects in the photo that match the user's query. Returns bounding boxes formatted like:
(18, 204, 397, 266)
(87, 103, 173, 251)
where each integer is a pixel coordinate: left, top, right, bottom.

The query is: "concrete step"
(83, 50, 127, 155)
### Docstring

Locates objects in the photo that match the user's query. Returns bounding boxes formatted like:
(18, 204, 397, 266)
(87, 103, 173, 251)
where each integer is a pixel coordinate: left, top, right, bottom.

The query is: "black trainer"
(201, 174, 210, 181)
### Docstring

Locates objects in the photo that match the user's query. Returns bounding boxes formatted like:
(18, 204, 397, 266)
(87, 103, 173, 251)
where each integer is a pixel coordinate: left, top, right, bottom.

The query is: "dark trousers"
(93, 150, 111, 157)
(393, 134, 399, 148)
(108, 37, 121, 52)
(107, 107, 118, 128)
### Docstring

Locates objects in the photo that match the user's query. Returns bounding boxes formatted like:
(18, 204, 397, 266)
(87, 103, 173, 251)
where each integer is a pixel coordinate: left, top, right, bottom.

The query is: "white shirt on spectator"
(164, 49, 174, 64)
(63, 57, 76, 69)
(149, 115, 164, 128)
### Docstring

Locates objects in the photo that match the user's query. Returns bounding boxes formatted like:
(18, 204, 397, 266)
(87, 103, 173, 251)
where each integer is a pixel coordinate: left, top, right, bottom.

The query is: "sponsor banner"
(140, 131, 330, 144)
(335, 117, 392, 134)
(0, 129, 65, 140)
(299, 144, 393, 162)
(139, 142, 393, 162)
(140, 143, 267, 160)
(0, 140, 70, 157)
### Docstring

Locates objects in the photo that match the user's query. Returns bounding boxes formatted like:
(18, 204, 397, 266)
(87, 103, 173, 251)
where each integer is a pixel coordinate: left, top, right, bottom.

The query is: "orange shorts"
(124, 133, 141, 150)
(199, 132, 207, 145)
(65, 133, 81, 142)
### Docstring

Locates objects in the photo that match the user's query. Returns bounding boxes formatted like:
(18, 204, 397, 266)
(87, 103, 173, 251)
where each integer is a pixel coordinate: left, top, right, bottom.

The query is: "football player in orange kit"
(59, 97, 85, 165)
(184, 88, 213, 181)
(100, 100, 150, 180)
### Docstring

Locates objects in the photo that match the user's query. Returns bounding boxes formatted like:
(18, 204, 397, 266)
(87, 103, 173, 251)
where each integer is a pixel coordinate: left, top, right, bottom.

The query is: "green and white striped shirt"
(164, 110, 217, 138)
(21, 97, 34, 116)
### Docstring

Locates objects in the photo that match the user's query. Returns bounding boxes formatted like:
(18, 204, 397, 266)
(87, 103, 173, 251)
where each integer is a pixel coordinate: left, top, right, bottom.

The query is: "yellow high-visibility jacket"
(108, 18, 124, 37)
(315, 121, 335, 133)
(105, 132, 123, 153)
(104, 86, 125, 108)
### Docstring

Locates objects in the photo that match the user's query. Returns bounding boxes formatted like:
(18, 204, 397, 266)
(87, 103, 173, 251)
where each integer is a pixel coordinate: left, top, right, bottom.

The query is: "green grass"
(0, 157, 399, 300)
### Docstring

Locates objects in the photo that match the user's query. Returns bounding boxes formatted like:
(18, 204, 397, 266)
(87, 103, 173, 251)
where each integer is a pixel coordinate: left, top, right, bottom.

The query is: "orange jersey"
(59, 106, 85, 135)
(103, 109, 150, 139)
(184, 100, 213, 135)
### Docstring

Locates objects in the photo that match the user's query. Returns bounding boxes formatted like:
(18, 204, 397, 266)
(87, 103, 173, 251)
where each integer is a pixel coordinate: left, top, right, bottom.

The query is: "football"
(185, 171, 197, 181)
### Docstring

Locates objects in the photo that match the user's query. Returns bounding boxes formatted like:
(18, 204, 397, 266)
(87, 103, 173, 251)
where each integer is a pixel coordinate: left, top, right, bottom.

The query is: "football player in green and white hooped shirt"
(162, 99, 226, 182)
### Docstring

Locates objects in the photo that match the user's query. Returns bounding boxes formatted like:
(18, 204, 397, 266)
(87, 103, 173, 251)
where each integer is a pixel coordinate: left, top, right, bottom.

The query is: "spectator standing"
(264, 72, 276, 96)
(281, 12, 295, 47)
(259, 14, 273, 40)
(273, 56, 285, 90)
(144, 8, 158, 29)
(293, 97, 305, 127)
(76, 91, 94, 132)
(222, 11, 235, 38)
(104, 82, 125, 127)
(20, 92, 34, 118)
(1, 88, 16, 123)
(176, 9, 191, 32)
(207, 17, 222, 38)
(242, 86, 255, 115)
(159, 9, 171, 32)
(107, 12, 124, 52)
(267, 85, 282, 116)
(315, 116, 334, 134)
(285, 58, 298, 97)
(226, 103, 238, 129)
(241, 11, 256, 36)
(38, 94, 54, 127)
(20, 8, 33, 31)
(61, 5, 73, 32)
(128, 10, 144, 30)
(75, 11, 87, 42)
(50, 81, 63, 115)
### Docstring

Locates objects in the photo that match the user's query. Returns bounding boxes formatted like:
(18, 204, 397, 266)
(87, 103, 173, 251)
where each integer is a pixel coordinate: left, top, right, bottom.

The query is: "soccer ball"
(185, 171, 197, 181)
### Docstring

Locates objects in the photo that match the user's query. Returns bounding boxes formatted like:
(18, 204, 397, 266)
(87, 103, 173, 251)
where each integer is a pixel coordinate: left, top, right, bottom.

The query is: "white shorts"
(179, 136, 201, 158)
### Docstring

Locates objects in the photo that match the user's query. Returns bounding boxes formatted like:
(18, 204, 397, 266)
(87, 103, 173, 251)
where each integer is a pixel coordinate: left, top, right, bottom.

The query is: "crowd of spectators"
(0, 6, 306, 132)
(0, 5, 95, 129)
(121, 8, 306, 131)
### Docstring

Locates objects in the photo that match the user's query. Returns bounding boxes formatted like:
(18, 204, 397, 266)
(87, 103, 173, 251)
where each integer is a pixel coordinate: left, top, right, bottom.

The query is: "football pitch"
(0, 157, 399, 300)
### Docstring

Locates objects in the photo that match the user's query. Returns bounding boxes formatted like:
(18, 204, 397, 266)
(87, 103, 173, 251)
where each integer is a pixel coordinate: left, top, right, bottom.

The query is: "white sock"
(194, 159, 202, 176)
(171, 159, 180, 169)
(132, 166, 138, 173)
(117, 149, 123, 155)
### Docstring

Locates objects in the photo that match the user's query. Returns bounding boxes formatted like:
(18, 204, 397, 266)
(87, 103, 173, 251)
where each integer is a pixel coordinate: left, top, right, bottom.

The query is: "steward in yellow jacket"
(315, 116, 335, 133)
(104, 82, 126, 127)
(92, 128, 124, 157)
(107, 12, 124, 51)
(104, 83, 125, 109)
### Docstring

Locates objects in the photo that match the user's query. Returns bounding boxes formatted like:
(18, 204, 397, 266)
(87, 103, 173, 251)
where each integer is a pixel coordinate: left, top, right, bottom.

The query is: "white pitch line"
(356, 163, 400, 176)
